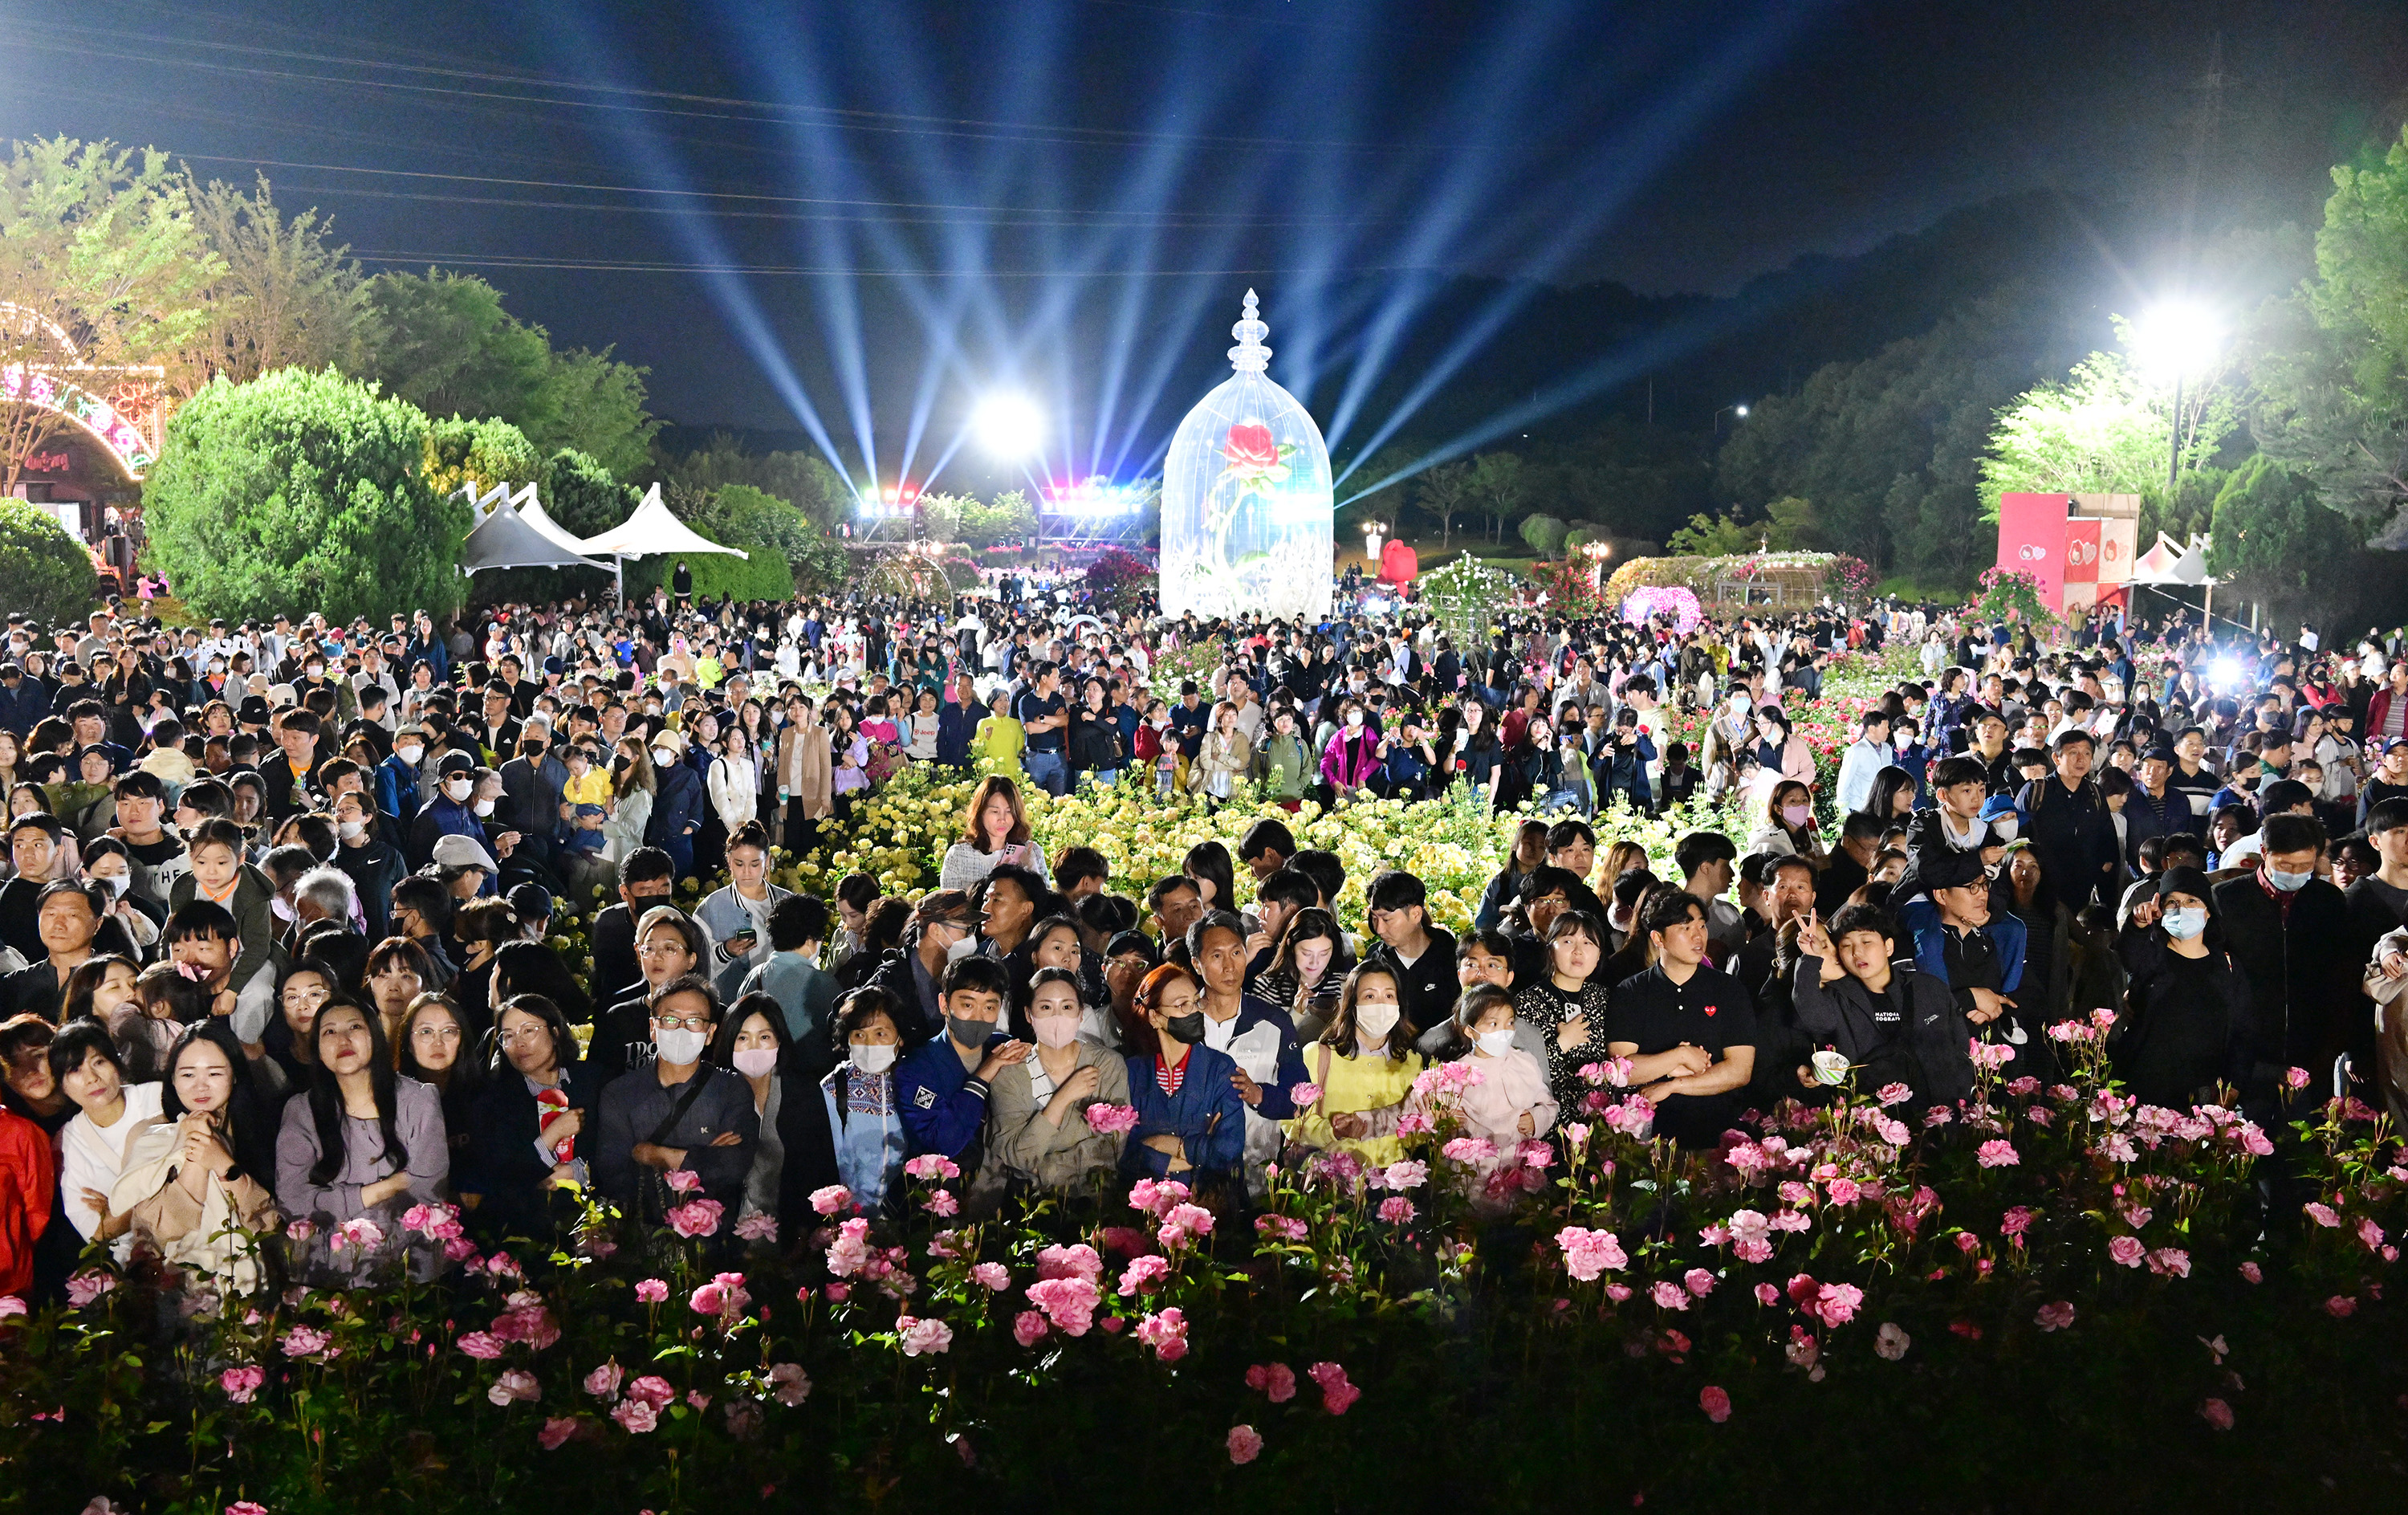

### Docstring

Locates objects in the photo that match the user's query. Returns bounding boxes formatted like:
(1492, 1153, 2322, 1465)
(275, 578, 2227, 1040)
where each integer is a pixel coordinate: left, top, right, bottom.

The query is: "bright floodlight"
(971, 393, 1043, 458)
(1735, 405, 1749, 417)
(2129, 301, 2223, 381)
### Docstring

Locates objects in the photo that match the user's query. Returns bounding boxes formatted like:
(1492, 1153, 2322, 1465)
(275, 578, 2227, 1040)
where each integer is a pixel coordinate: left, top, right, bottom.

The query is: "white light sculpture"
(1158, 290, 1333, 624)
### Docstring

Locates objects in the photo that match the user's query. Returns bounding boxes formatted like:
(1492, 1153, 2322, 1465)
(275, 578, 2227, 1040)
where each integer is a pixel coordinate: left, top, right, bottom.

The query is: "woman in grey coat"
(984, 967, 1129, 1192)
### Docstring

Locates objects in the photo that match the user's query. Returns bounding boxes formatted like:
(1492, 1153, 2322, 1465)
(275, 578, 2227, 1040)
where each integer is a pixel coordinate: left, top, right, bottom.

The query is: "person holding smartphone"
(939, 774, 1052, 893)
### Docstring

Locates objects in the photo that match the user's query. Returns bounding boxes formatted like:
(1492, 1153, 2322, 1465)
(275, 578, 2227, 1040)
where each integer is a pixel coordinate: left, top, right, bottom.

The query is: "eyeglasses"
(652, 1012, 713, 1032)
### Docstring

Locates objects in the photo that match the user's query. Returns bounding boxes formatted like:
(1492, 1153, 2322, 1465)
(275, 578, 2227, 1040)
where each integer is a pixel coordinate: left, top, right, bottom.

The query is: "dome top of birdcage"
(1157, 290, 1334, 622)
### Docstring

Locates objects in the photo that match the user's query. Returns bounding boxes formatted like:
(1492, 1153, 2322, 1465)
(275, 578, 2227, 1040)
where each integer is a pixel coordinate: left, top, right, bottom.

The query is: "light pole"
(2129, 302, 2221, 493)
(1363, 519, 1388, 562)
(1713, 404, 1748, 440)
(1582, 538, 1612, 597)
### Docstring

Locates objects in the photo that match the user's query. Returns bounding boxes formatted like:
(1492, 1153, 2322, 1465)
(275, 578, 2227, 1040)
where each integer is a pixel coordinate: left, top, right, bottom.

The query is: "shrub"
(422, 415, 542, 500)
(140, 368, 464, 622)
(1519, 513, 1568, 556)
(0, 497, 98, 626)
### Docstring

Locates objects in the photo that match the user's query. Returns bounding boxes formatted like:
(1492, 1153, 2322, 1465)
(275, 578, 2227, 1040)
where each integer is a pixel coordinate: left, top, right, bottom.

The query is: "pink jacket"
(1320, 728, 1381, 789)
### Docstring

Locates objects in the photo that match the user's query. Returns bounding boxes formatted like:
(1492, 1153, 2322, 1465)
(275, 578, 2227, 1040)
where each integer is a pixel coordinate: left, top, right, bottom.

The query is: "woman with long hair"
(51, 1020, 165, 1257)
(1748, 778, 1827, 864)
(396, 994, 482, 1159)
(1513, 910, 1616, 1104)
(1252, 907, 1346, 1040)
(273, 999, 449, 1281)
(985, 965, 1130, 1194)
(456, 992, 592, 1244)
(1283, 963, 1428, 1167)
(938, 773, 1051, 892)
(108, 1020, 278, 1289)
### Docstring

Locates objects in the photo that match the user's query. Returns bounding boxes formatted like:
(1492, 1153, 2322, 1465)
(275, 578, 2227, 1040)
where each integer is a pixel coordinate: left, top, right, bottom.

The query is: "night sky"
(2, 0, 2402, 491)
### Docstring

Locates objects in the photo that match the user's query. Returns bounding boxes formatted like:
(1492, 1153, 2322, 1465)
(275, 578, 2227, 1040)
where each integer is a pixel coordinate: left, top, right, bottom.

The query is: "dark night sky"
(2, 0, 2401, 490)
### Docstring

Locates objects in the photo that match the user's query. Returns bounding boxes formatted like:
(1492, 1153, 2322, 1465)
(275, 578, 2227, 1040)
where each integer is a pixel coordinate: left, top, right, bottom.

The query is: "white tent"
(456, 484, 609, 576)
(509, 482, 598, 561)
(576, 483, 748, 601)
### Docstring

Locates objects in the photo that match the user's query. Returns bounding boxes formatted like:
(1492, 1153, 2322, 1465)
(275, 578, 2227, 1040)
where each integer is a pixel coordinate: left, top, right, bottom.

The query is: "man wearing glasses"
(592, 972, 758, 1224)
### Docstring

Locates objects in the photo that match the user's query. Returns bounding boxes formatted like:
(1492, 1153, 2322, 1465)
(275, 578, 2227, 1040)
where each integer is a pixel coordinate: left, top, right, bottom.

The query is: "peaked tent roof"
(576, 483, 749, 560)
(459, 490, 610, 574)
(509, 482, 597, 560)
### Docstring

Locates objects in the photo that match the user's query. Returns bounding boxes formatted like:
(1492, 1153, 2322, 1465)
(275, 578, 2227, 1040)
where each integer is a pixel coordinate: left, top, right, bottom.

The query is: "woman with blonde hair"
(939, 773, 1051, 891)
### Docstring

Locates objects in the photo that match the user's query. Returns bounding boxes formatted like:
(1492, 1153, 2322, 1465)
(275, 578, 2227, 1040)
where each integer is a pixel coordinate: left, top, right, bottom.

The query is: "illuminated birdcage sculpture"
(1157, 290, 1333, 623)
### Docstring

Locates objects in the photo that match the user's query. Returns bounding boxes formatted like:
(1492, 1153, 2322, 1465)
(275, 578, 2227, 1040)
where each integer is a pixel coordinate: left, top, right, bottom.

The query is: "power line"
(345, 250, 1430, 279)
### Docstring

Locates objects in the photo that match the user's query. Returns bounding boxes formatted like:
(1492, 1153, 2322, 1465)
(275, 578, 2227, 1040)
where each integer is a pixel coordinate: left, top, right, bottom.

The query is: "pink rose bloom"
(689, 1272, 752, 1319)
(1377, 1196, 1416, 1225)
(1555, 1226, 1627, 1281)
(610, 1398, 658, 1434)
(970, 1262, 1011, 1292)
(2199, 1397, 2235, 1430)
(0, 1296, 23, 1320)
(1026, 1276, 1103, 1336)
(454, 1330, 506, 1361)
(2303, 1201, 2341, 1228)
(1874, 1322, 1910, 1360)
(666, 1198, 725, 1238)
(488, 1369, 541, 1407)
(809, 1184, 853, 1216)
(537, 1416, 577, 1451)
(1036, 1242, 1105, 1282)
(1683, 1268, 1716, 1298)
(903, 1153, 961, 1182)
(663, 1167, 702, 1195)
(734, 1212, 779, 1243)
(1307, 1361, 1360, 1415)
(1768, 1211, 1812, 1234)
(1876, 1081, 1913, 1107)
(767, 1362, 811, 1406)
(1813, 1283, 1864, 1328)
(226, 1505, 269, 1515)
(2107, 1236, 2146, 1269)
(1245, 1362, 1298, 1403)
(1975, 1139, 2020, 1168)
(1287, 1081, 1324, 1108)
(2359, 1216, 2387, 1251)
(1699, 1385, 1731, 1423)
(1754, 1283, 1780, 1307)
(1227, 1423, 1263, 1464)
(2238, 1260, 2262, 1285)
(1824, 1178, 1860, 1206)
(1254, 1215, 1308, 1243)
(330, 1216, 384, 1254)
(2284, 1065, 2311, 1090)
(2325, 1295, 2358, 1318)
(826, 1218, 872, 1277)
(921, 1188, 960, 1218)
(1380, 1159, 1429, 1191)
(219, 1365, 266, 1403)
(2146, 1248, 2191, 1278)
(1440, 1136, 1499, 1163)
(1012, 1310, 1050, 1347)
(1649, 1281, 1690, 1312)
(64, 1271, 116, 1309)
(1134, 1307, 1190, 1362)
(625, 1375, 676, 1409)
(896, 1314, 954, 1356)
(1117, 1255, 1171, 1297)
(1698, 1224, 1731, 1248)
(2034, 1301, 2076, 1332)
(1081, 1102, 1141, 1134)
(1126, 1179, 1190, 1218)
(1605, 1284, 1632, 1301)
(582, 1361, 624, 1399)
(633, 1278, 669, 1304)
(1999, 1206, 2034, 1236)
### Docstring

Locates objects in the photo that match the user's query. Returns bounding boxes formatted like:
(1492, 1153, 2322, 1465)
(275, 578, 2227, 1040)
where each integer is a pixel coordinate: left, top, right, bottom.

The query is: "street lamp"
(1363, 519, 1388, 561)
(1713, 404, 1749, 439)
(1581, 538, 1612, 595)
(2129, 301, 2223, 490)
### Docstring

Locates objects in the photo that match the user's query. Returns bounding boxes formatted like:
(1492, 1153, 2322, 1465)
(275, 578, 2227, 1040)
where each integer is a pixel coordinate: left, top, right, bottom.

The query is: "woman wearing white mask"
(984, 967, 1129, 1192)
(2111, 866, 2251, 1109)
(789, 989, 909, 1217)
(1283, 963, 1427, 1167)
(710, 991, 800, 1228)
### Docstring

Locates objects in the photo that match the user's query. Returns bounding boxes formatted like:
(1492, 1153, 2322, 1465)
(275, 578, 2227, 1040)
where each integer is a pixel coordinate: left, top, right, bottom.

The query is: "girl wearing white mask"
(1430, 985, 1557, 1212)
(1286, 963, 1427, 1167)
(985, 967, 1130, 1191)
(710, 991, 798, 1228)
(2111, 867, 2251, 1110)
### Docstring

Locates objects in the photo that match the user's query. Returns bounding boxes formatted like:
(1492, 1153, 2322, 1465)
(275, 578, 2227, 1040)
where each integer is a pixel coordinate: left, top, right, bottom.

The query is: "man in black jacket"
(2015, 728, 2121, 913)
(2212, 812, 2358, 1105)
(1362, 869, 1459, 1038)
(588, 849, 677, 1012)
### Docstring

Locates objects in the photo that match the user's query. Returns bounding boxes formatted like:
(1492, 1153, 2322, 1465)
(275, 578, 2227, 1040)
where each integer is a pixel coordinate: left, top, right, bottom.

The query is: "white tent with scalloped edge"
(575, 483, 747, 601)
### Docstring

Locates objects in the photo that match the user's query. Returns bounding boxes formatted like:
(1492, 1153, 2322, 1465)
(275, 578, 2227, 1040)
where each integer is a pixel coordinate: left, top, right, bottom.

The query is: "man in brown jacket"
(777, 693, 833, 852)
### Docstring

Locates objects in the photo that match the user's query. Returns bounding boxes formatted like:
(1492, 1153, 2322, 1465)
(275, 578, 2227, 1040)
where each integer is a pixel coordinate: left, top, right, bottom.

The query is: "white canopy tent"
(455, 483, 609, 576)
(576, 483, 748, 601)
(508, 482, 599, 561)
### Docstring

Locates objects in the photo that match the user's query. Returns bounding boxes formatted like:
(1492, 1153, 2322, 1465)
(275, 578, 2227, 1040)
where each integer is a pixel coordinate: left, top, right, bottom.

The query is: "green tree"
(1979, 351, 2221, 507)
(958, 489, 1036, 549)
(2206, 454, 2361, 619)
(0, 497, 98, 624)
(1518, 513, 1567, 557)
(2251, 125, 2408, 536)
(1467, 451, 1526, 544)
(140, 368, 462, 621)
(0, 136, 223, 489)
(663, 433, 852, 532)
(423, 415, 541, 501)
(1666, 511, 1756, 556)
(356, 270, 657, 477)
(173, 173, 365, 398)
(539, 448, 639, 539)
(1415, 459, 1474, 552)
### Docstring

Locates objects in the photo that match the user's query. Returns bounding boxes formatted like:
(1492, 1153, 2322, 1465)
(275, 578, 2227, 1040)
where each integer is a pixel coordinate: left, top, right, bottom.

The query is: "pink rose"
(2325, 1295, 2358, 1318)
(625, 1375, 676, 1409)
(1117, 1255, 1171, 1297)
(1134, 1307, 1190, 1362)
(219, 1365, 266, 1403)
(970, 1262, 1011, 1292)
(1975, 1139, 2020, 1168)
(1227, 1423, 1263, 1464)
(1157, 1203, 1216, 1250)
(282, 1324, 335, 1358)
(1683, 1268, 1716, 1298)
(662, 1167, 702, 1195)
(1081, 1102, 1140, 1134)
(896, 1315, 954, 1356)
(1555, 1226, 1627, 1282)
(537, 1415, 578, 1451)
(2199, 1397, 2234, 1430)
(1753, 1283, 1780, 1307)
(666, 1198, 725, 1238)
(902, 1154, 961, 1182)
(1026, 1276, 1102, 1336)
(1036, 1242, 1105, 1281)
(734, 1212, 779, 1243)
(1649, 1281, 1690, 1312)
(808, 1184, 853, 1216)
(921, 1188, 959, 1218)
(610, 1398, 657, 1434)
(1245, 1362, 1298, 1403)
(2034, 1301, 2076, 1332)
(767, 1362, 811, 1406)
(2303, 1201, 2341, 1228)
(0, 1296, 24, 1320)
(689, 1272, 751, 1319)
(633, 1279, 669, 1304)
(2107, 1236, 2146, 1269)
(1012, 1310, 1050, 1347)
(64, 1271, 116, 1309)
(487, 1369, 541, 1407)
(1699, 1385, 1731, 1423)
(1377, 1196, 1416, 1225)
(582, 1362, 624, 1400)
(1307, 1361, 1360, 1415)
(226, 1505, 270, 1515)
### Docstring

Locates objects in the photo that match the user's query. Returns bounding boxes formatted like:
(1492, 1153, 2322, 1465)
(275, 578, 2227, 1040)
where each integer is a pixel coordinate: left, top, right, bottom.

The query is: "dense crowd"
(0, 569, 2403, 1310)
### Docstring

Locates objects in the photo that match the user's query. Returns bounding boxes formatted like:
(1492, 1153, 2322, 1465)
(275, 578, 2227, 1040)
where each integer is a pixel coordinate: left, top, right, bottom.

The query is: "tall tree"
(1416, 458, 1474, 552)
(0, 137, 221, 489)
(173, 173, 365, 398)
(1467, 451, 1526, 544)
(356, 270, 657, 478)
(2205, 454, 2362, 622)
(1978, 352, 2203, 504)
(2250, 125, 2408, 540)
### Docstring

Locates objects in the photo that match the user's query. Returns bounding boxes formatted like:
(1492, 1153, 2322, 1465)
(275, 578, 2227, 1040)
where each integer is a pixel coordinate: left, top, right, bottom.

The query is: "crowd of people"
(1, 572, 2404, 1311)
